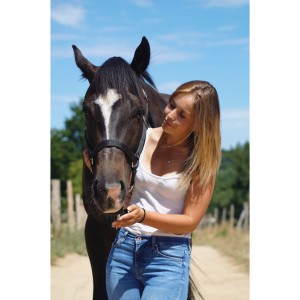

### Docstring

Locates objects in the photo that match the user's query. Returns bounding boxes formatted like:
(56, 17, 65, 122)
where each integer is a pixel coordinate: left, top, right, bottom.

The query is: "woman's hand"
(112, 205, 145, 228)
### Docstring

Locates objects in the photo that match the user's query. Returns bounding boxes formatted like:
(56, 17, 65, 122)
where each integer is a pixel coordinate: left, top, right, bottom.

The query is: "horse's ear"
(72, 45, 98, 83)
(130, 36, 150, 75)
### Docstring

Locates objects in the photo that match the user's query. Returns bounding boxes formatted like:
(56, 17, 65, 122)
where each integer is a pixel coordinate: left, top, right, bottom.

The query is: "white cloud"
(157, 81, 182, 94)
(217, 25, 237, 32)
(51, 33, 82, 41)
(97, 26, 130, 33)
(199, 0, 249, 8)
(221, 108, 249, 128)
(156, 32, 212, 45)
(52, 42, 133, 59)
(131, 0, 153, 7)
(51, 4, 86, 26)
(204, 38, 249, 47)
(151, 49, 202, 64)
(221, 108, 249, 148)
(52, 94, 79, 104)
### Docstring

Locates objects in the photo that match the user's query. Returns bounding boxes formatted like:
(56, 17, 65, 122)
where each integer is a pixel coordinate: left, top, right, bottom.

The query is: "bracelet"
(138, 208, 146, 223)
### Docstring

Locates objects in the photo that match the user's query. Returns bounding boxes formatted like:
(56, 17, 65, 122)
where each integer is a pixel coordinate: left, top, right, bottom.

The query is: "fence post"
(221, 207, 227, 227)
(51, 179, 61, 231)
(213, 207, 219, 228)
(237, 201, 249, 231)
(230, 204, 235, 228)
(243, 202, 249, 231)
(75, 193, 86, 230)
(67, 180, 75, 231)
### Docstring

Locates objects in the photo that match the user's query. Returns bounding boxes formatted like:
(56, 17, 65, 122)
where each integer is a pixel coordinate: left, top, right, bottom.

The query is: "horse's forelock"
(92, 57, 146, 101)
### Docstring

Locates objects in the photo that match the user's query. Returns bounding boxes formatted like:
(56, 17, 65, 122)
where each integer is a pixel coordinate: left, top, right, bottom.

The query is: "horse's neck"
(145, 86, 169, 128)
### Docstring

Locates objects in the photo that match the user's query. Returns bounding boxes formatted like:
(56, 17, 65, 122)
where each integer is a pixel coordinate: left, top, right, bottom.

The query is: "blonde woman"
(104, 80, 221, 300)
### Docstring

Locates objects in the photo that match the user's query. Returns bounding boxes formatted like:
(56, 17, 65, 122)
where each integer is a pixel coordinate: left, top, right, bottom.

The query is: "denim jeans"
(106, 227, 191, 300)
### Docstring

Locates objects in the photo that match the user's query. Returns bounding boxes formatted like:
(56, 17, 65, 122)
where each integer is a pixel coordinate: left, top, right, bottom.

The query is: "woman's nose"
(168, 111, 176, 120)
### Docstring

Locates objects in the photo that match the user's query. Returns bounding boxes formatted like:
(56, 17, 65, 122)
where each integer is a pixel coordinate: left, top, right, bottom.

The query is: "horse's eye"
(136, 107, 144, 117)
(131, 107, 144, 119)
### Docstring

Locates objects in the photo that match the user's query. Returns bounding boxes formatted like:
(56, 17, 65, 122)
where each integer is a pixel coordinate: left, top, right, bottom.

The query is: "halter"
(84, 114, 148, 191)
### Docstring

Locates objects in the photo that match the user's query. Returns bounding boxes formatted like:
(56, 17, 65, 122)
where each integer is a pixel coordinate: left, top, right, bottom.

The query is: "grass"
(51, 224, 87, 265)
(192, 224, 249, 272)
(51, 223, 249, 272)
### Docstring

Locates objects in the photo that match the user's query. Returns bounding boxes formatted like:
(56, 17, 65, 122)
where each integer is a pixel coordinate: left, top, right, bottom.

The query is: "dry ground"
(51, 245, 249, 300)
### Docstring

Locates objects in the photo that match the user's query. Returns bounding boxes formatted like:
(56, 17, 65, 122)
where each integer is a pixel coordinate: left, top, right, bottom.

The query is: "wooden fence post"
(213, 207, 218, 228)
(230, 204, 235, 228)
(67, 180, 75, 231)
(75, 193, 87, 230)
(243, 202, 249, 230)
(51, 179, 61, 231)
(237, 201, 249, 231)
(221, 207, 227, 227)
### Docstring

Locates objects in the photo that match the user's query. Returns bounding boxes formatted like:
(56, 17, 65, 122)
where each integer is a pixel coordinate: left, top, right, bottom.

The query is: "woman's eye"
(169, 102, 175, 109)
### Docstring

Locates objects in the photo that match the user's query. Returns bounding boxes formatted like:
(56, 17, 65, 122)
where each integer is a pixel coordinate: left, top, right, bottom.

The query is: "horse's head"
(72, 37, 161, 215)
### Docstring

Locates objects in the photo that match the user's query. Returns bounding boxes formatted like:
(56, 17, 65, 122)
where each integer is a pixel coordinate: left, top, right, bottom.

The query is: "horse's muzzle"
(93, 180, 125, 214)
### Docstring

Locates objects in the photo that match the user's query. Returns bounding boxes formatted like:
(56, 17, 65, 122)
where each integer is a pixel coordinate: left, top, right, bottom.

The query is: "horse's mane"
(91, 56, 157, 101)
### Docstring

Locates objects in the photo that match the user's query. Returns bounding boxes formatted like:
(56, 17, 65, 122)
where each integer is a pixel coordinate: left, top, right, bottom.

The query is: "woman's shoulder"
(147, 127, 163, 142)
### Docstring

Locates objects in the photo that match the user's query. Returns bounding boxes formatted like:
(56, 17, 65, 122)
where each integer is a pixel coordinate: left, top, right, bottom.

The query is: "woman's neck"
(158, 130, 192, 149)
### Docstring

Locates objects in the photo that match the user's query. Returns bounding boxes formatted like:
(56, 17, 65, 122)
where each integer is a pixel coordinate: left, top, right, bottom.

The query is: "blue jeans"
(106, 228, 191, 300)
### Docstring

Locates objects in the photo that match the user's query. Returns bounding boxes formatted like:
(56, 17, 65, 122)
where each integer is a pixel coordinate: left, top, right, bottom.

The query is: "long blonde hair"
(173, 81, 222, 191)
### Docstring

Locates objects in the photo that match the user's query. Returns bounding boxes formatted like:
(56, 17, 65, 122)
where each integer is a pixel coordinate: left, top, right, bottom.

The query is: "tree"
(231, 142, 249, 217)
(209, 142, 249, 220)
(51, 98, 85, 194)
(68, 159, 83, 196)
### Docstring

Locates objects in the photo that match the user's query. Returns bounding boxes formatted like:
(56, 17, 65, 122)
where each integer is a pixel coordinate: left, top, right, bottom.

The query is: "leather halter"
(84, 114, 148, 190)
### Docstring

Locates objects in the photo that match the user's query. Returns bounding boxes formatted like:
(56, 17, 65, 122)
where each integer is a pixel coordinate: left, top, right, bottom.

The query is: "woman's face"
(162, 93, 196, 137)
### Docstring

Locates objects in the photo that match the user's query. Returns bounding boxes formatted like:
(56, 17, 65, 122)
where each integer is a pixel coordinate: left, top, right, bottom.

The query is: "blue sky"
(51, 0, 249, 150)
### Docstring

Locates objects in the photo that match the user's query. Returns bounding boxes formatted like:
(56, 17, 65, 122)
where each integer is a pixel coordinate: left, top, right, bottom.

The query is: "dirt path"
(51, 246, 249, 300)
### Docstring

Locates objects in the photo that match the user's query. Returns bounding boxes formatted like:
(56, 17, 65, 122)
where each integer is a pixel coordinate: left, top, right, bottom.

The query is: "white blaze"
(94, 89, 121, 138)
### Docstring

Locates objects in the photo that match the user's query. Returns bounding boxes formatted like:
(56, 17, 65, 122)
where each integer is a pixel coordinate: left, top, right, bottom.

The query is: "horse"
(72, 37, 199, 300)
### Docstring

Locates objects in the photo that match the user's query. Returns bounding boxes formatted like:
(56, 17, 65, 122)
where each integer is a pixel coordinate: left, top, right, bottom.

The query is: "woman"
(105, 80, 221, 299)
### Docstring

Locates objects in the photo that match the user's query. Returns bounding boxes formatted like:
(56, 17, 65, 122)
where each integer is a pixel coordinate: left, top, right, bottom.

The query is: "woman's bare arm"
(112, 179, 215, 235)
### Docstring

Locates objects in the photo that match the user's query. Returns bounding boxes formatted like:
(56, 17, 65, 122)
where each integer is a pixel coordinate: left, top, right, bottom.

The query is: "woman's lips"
(163, 119, 173, 127)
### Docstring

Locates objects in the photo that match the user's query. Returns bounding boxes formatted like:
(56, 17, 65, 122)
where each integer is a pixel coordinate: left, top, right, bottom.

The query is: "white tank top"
(125, 129, 191, 238)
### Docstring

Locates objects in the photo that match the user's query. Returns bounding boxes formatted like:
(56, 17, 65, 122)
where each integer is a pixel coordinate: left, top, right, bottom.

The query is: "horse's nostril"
(93, 179, 105, 197)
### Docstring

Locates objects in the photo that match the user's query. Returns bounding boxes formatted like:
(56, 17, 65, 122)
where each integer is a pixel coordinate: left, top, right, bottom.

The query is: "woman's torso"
(125, 128, 191, 238)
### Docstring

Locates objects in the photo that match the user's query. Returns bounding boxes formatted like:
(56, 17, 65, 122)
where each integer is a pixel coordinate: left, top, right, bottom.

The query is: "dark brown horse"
(72, 37, 200, 300)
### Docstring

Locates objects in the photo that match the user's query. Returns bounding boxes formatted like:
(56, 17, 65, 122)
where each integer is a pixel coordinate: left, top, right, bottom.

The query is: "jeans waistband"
(119, 228, 191, 246)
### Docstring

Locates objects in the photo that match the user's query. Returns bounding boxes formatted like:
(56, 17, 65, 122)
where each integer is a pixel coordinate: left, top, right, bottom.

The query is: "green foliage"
(210, 142, 249, 219)
(68, 159, 83, 196)
(51, 98, 85, 195)
(51, 225, 87, 264)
